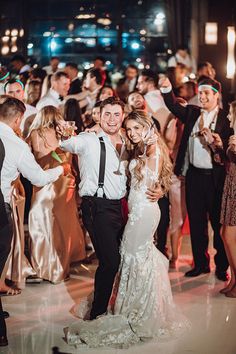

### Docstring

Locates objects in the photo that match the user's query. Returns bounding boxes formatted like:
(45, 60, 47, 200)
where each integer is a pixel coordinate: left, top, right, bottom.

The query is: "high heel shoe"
(219, 284, 233, 294)
(225, 286, 236, 298)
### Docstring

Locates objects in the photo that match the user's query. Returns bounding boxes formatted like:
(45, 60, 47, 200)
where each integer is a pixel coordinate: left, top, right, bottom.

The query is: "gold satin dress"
(1, 179, 36, 289)
(28, 148, 86, 283)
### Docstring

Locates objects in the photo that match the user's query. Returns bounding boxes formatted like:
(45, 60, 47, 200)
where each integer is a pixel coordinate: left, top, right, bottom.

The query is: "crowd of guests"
(0, 50, 236, 346)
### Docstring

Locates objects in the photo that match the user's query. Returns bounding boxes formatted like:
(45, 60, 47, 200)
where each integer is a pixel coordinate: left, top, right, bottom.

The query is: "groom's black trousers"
(81, 196, 125, 320)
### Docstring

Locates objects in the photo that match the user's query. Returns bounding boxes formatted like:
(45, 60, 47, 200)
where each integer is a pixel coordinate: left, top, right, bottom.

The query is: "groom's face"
(100, 104, 124, 135)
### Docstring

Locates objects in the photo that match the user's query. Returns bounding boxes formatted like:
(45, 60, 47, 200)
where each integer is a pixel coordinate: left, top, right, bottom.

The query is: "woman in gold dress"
(27, 106, 86, 283)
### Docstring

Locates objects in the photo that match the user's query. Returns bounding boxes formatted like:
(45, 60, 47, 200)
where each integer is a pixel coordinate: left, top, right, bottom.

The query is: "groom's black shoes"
(185, 266, 210, 277)
(0, 335, 8, 347)
(3, 311, 9, 319)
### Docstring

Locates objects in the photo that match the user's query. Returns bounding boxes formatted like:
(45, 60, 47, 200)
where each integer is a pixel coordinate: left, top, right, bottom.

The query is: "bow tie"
(59, 95, 64, 102)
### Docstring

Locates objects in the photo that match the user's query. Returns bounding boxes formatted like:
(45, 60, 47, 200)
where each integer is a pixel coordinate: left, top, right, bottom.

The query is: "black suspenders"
(94, 137, 107, 198)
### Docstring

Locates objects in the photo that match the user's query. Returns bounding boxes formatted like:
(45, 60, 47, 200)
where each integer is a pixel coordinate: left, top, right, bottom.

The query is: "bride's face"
(126, 119, 144, 144)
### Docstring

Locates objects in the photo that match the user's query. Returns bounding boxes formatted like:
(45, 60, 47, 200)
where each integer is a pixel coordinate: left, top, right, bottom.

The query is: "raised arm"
(158, 77, 188, 123)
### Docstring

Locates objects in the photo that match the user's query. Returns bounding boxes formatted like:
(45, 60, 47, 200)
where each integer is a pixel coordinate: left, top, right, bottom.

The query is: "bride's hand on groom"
(146, 184, 164, 202)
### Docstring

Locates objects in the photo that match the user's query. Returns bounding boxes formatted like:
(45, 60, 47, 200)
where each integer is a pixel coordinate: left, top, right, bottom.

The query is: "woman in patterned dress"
(220, 101, 236, 297)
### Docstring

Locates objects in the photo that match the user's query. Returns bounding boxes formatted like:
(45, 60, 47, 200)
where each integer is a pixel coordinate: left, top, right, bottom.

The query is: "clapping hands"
(200, 128, 223, 147)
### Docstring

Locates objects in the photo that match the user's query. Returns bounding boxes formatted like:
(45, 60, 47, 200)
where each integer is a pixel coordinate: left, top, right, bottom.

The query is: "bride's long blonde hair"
(27, 105, 64, 147)
(123, 110, 172, 194)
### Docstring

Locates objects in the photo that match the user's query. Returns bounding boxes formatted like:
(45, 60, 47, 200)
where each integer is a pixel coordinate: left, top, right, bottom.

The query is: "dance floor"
(1, 235, 236, 354)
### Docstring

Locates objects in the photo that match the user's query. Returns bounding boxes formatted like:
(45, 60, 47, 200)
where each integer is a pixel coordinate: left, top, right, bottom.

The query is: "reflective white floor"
(1, 235, 236, 354)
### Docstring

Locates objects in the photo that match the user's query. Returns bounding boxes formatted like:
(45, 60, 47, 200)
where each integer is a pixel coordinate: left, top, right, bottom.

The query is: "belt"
(82, 195, 123, 205)
(189, 164, 213, 175)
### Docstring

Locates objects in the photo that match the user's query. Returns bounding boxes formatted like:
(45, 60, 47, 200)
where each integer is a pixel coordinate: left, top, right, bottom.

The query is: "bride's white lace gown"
(65, 150, 189, 348)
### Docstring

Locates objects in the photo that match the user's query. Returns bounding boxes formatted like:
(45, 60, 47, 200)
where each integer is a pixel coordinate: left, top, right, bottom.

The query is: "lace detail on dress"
(64, 149, 190, 349)
(128, 155, 159, 226)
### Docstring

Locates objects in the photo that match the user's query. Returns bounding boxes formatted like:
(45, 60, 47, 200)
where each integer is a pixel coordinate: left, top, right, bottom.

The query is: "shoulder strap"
(94, 137, 107, 198)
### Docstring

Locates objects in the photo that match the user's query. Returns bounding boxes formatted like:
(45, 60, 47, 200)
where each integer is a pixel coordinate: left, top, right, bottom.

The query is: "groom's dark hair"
(100, 96, 125, 114)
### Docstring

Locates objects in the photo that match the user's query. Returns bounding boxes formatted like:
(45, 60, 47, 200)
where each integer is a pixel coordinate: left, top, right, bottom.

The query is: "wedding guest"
(220, 100, 236, 297)
(0, 96, 69, 289)
(97, 86, 116, 101)
(116, 64, 139, 102)
(127, 91, 146, 111)
(91, 101, 101, 125)
(27, 106, 86, 283)
(9, 54, 31, 85)
(25, 80, 42, 107)
(4, 79, 38, 136)
(63, 98, 84, 132)
(43, 56, 60, 75)
(36, 71, 70, 111)
(64, 63, 82, 95)
(164, 98, 187, 268)
(159, 76, 231, 280)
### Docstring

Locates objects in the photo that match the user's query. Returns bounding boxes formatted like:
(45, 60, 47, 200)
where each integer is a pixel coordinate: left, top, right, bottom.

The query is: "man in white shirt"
(159, 76, 231, 281)
(59, 96, 159, 320)
(66, 68, 104, 111)
(0, 96, 69, 293)
(136, 69, 172, 135)
(43, 56, 60, 75)
(167, 46, 196, 75)
(36, 71, 70, 111)
(4, 79, 37, 136)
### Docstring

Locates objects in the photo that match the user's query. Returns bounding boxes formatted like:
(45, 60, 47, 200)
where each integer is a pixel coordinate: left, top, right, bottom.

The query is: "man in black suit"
(64, 63, 82, 95)
(0, 138, 12, 347)
(160, 76, 232, 280)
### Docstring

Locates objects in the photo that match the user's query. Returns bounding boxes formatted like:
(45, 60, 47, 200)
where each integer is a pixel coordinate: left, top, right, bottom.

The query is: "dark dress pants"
(0, 298, 6, 338)
(81, 196, 125, 320)
(0, 203, 12, 341)
(185, 166, 228, 271)
(156, 195, 170, 257)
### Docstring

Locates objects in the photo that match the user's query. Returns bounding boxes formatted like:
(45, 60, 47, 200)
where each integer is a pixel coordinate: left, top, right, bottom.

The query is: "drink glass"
(61, 121, 76, 137)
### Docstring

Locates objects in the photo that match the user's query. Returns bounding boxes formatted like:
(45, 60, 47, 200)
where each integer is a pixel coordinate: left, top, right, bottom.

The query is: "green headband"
(0, 71, 10, 81)
(4, 79, 24, 91)
(198, 84, 218, 93)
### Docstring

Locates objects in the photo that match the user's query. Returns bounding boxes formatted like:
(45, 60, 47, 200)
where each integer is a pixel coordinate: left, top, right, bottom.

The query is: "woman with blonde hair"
(65, 110, 189, 348)
(27, 106, 86, 283)
(220, 100, 236, 297)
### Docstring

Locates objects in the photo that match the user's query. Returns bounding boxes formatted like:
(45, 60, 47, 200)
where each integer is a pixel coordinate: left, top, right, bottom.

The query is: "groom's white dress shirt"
(60, 130, 127, 200)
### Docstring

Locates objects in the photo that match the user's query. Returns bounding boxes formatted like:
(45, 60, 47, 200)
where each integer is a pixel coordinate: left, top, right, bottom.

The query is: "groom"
(59, 96, 161, 319)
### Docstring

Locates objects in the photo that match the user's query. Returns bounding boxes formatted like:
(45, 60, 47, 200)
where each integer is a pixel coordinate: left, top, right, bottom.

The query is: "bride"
(65, 110, 188, 348)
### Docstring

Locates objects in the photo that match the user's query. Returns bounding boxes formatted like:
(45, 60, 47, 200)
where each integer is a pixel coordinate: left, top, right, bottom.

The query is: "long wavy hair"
(123, 110, 172, 194)
(27, 105, 64, 147)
